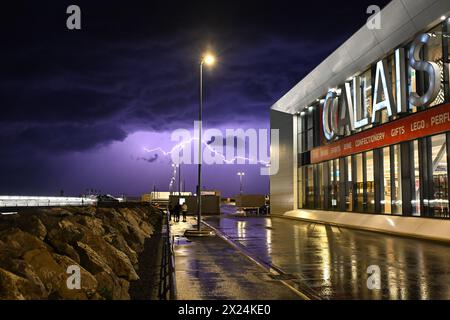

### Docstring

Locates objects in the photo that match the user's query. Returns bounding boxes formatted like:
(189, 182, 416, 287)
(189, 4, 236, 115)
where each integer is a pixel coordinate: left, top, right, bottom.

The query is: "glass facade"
(296, 20, 450, 219)
(430, 134, 448, 217)
(298, 137, 450, 218)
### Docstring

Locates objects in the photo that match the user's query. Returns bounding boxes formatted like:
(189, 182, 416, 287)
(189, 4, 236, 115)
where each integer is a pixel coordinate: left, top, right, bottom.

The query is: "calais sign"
(312, 102, 450, 163)
(322, 33, 442, 141)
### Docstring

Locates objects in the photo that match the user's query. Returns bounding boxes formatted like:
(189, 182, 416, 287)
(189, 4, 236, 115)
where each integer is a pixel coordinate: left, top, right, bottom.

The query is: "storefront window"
(346, 156, 353, 212)
(430, 134, 449, 217)
(355, 154, 364, 211)
(297, 107, 317, 153)
(306, 165, 314, 208)
(331, 159, 340, 210)
(298, 166, 305, 209)
(412, 140, 421, 216)
(392, 145, 402, 215)
(317, 163, 325, 210)
(382, 147, 392, 214)
(366, 151, 375, 213)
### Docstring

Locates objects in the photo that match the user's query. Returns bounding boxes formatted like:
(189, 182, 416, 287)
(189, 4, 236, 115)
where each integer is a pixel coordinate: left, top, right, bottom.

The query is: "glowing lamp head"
(203, 54, 216, 66)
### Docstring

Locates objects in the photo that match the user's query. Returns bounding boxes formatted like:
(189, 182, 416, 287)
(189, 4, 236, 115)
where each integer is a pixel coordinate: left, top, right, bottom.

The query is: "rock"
(0, 228, 49, 258)
(76, 216, 105, 236)
(126, 225, 147, 252)
(22, 248, 67, 296)
(139, 220, 154, 236)
(69, 206, 96, 217)
(47, 239, 80, 264)
(45, 208, 73, 217)
(78, 234, 139, 281)
(103, 233, 138, 267)
(0, 267, 47, 300)
(21, 216, 47, 241)
(46, 219, 84, 245)
(95, 271, 130, 300)
(52, 254, 98, 299)
(0, 204, 162, 300)
(118, 208, 141, 230)
(76, 242, 113, 275)
(0, 258, 47, 295)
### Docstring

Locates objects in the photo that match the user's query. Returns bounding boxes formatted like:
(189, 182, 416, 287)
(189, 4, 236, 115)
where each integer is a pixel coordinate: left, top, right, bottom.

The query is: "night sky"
(0, 0, 390, 197)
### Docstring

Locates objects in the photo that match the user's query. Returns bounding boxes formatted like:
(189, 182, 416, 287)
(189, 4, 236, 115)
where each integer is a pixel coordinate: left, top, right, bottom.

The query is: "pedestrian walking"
(173, 203, 181, 222)
(181, 202, 188, 222)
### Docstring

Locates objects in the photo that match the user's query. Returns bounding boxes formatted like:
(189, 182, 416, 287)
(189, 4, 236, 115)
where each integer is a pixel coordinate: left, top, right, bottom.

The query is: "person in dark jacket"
(173, 203, 181, 222)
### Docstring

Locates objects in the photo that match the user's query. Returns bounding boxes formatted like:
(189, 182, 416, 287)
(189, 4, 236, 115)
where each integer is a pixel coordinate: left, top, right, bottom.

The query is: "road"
(204, 207, 450, 299)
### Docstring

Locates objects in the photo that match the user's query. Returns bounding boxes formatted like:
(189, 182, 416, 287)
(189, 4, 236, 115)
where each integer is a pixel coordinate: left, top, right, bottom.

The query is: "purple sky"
(0, 0, 390, 197)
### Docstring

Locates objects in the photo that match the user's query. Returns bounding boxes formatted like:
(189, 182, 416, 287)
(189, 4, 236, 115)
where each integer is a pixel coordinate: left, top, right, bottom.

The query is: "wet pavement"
(171, 216, 302, 300)
(204, 206, 450, 300)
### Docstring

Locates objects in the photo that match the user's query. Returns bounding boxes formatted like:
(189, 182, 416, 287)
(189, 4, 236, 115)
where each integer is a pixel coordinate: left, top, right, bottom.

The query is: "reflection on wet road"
(172, 217, 301, 300)
(205, 211, 450, 299)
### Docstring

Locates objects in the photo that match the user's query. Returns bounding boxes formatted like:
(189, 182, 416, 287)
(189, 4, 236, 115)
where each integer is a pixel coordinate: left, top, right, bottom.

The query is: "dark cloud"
(0, 0, 391, 194)
(136, 154, 159, 163)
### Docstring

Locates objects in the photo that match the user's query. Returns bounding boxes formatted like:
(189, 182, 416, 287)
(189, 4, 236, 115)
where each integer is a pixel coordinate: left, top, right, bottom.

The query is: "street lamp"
(185, 52, 216, 237)
(171, 163, 181, 195)
(237, 172, 245, 195)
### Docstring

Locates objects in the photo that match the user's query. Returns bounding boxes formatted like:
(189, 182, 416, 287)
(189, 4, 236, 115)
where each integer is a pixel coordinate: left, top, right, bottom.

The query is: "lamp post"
(237, 172, 245, 195)
(171, 163, 182, 195)
(185, 52, 216, 237)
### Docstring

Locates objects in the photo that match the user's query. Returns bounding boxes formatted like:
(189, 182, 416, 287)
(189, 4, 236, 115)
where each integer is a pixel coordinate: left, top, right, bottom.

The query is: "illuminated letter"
(322, 91, 337, 140)
(338, 83, 355, 135)
(409, 33, 441, 107)
(372, 59, 396, 123)
(395, 48, 407, 113)
(353, 77, 369, 129)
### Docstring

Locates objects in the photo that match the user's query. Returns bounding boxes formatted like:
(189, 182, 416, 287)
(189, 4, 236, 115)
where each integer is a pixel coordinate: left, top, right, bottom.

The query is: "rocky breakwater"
(0, 204, 162, 300)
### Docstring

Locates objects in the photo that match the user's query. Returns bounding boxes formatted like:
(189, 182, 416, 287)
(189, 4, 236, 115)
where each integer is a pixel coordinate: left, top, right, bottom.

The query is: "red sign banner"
(311, 102, 450, 163)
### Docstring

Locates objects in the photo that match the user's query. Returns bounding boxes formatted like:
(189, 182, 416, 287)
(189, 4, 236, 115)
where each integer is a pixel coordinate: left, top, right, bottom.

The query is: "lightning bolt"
(142, 138, 270, 165)
(141, 137, 270, 191)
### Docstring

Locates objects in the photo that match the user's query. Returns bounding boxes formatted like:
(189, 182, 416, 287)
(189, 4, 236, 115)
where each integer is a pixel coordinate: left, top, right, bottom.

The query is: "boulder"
(21, 216, 47, 241)
(103, 233, 138, 267)
(22, 248, 68, 296)
(0, 267, 46, 300)
(0, 228, 49, 258)
(76, 241, 113, 275)
(95, 271, 130, 300)
(76, 216, 105, 236)
(47, 239, 80, 264)
(52, 254, 98, 299)
(78, 234, 139, 281)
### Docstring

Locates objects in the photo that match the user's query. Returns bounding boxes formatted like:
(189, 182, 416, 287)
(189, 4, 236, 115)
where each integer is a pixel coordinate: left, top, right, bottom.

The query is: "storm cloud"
(0, 0, 390, 195)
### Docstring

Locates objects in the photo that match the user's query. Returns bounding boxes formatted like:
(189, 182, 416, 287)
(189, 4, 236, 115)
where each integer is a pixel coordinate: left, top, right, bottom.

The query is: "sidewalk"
(171, 216, 301, 300)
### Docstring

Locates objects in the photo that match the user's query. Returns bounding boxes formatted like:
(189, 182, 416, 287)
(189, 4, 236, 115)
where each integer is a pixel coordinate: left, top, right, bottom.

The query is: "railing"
(158, 212, 177, 300)
(0, 196, 97, 208)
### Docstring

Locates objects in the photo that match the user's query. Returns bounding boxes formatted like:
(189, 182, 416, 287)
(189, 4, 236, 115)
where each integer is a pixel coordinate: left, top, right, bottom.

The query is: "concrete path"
(171, 217, 302, 300)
